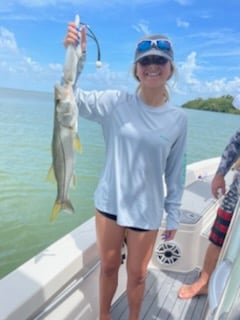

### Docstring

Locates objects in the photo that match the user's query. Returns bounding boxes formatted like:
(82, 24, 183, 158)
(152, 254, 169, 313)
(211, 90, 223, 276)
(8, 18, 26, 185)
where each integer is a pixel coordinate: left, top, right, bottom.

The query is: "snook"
(48, 84, 81, 222)
(48, 14, 83, 222)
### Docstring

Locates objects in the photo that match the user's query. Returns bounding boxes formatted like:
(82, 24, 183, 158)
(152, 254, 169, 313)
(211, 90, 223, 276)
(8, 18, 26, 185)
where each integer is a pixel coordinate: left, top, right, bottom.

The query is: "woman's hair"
(133, 61, 177, 102)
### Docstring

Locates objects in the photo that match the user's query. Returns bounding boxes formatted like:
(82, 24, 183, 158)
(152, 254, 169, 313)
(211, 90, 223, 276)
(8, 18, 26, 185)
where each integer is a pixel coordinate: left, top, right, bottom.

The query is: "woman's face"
(135, 55, 172, 89)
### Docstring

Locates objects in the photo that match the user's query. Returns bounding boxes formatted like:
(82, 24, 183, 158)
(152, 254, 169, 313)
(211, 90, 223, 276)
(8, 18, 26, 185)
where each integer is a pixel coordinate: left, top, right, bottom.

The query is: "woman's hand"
(64, 22, 87, 53)
(161, 229, 177, 241)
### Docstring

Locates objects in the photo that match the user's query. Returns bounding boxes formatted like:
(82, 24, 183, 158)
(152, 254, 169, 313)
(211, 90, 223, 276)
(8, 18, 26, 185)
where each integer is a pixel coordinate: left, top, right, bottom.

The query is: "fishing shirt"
(75, 89, 187, 230)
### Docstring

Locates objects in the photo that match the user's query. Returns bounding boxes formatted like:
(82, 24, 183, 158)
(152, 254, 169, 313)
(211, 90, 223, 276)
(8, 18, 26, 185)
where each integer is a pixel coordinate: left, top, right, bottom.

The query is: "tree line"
(182, 95, 240, 114)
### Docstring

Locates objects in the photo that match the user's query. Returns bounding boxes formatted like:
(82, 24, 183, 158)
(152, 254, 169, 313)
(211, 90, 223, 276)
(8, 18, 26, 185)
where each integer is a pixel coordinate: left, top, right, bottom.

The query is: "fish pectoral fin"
(46, 165, 56, 184)
(74, 135, 82, 153)
(50, 200, 75, 222)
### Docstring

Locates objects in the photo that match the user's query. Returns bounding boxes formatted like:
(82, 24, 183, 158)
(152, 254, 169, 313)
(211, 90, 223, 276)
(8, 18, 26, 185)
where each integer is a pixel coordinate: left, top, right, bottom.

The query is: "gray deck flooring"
(111, 268, 207, 320)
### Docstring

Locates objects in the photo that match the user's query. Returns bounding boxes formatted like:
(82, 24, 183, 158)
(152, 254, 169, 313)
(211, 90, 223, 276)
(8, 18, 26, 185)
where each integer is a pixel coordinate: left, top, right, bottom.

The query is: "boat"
(0, 157, 239, 320)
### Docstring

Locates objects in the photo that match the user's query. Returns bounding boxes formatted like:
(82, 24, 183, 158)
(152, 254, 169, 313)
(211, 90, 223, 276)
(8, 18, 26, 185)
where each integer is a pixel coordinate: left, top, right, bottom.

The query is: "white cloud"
(0, 24, 239, 102)
(0, 27, 40, 73)
(175, 51, 240, 102)
(132, 21, 151, 35)
(23, 56, 43, 72)
(201, 49, 240, 58)
(199, 13, 211, 19)
(81, 63, 136, 91)
(4, 0, 167, 9)
(0, 27, 18, 51)
(204, 77, 240, 94)
(176, 18, 190, 28)
(0, 26, 62, 90)
(49, 63, 62, 72)
(178, 51, 200, 85)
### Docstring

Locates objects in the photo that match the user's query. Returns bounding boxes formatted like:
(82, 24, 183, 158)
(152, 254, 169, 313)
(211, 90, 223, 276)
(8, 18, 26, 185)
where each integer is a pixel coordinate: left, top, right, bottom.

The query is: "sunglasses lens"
(138, 56, 168, 66)
(156, 40, 171, 51)
(137, 40, 152, 52)
(156, 57, 168, 64)
(138, 57, 150, 66)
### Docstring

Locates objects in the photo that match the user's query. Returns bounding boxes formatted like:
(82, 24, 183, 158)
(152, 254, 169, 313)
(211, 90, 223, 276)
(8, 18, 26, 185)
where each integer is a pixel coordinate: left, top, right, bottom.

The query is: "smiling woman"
(63, 20, 187, 319)
(133, 34, 177, 105)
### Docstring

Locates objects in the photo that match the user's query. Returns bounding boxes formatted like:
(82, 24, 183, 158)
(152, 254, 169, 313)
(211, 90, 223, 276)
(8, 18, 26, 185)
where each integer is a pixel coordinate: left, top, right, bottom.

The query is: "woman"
(64, 22, 187, 320)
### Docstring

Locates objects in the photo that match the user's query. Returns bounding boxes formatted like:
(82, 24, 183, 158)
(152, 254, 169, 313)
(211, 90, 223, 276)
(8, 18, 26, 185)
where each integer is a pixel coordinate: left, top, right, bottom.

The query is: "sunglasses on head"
(137, 39, 172, 53)
(138, 56, 169, 66)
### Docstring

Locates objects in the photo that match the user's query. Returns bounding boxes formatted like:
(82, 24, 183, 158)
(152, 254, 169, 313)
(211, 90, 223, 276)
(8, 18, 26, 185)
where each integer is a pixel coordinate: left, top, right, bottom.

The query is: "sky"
(0, 0, 240, 105)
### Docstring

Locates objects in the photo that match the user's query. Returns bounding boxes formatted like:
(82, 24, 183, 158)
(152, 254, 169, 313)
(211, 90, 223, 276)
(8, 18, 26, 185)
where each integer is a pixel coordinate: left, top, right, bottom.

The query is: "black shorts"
(97, 209, 149, 232)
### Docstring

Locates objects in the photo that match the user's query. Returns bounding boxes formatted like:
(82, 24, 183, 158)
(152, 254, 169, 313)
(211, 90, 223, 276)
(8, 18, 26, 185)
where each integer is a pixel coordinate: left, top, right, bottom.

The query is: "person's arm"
(216, 130, 240, 176)
(164, 114, 188, 233)
(212, 130, 240, 198)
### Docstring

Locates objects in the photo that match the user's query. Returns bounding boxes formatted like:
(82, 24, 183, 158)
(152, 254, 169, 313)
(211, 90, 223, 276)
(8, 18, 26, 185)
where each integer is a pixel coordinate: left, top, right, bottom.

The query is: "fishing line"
(80, 22, 102, 68)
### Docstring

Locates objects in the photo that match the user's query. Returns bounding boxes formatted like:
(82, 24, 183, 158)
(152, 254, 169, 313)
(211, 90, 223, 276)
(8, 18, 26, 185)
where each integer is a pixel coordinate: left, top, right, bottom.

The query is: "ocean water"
(0, 87, 239, 279)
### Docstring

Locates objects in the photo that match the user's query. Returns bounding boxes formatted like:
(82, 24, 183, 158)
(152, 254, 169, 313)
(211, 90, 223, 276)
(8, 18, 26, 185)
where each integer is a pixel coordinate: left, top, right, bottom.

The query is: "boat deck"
(111, 268, 207, 320)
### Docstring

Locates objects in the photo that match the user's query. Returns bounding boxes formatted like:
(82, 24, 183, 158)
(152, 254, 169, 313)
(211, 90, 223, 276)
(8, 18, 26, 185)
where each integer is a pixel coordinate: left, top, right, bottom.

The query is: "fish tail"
(62, 200, 75, 214)
(50, 200, 75, 222)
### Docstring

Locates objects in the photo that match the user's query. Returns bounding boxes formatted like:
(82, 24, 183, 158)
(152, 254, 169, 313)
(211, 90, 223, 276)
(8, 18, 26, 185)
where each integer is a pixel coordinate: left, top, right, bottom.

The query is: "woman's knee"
(100, 260, 121, 278)
(127, 267, 147, 285)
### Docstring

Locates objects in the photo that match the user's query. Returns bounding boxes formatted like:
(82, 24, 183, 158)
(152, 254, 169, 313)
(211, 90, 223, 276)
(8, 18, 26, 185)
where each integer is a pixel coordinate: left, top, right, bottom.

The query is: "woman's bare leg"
(95, 211, 125, 320)
(126, 229, 158, 320)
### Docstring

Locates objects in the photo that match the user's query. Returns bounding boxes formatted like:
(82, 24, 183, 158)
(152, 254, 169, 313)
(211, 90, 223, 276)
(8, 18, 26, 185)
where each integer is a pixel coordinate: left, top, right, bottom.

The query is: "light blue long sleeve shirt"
(75, 88, 187, 230)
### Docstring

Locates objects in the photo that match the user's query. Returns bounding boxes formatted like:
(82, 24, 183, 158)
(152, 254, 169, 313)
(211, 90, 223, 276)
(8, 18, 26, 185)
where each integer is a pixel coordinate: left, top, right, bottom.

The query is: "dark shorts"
(97, 209, 149, 232)
(209, 178, 239, 247)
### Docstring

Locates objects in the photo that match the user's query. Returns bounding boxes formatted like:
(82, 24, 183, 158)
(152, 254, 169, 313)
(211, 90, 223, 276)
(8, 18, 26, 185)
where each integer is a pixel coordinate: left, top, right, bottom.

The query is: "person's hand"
(64, 22, 87, 53)
(161, 229, 177, 241)
(211, 172, 226, 198)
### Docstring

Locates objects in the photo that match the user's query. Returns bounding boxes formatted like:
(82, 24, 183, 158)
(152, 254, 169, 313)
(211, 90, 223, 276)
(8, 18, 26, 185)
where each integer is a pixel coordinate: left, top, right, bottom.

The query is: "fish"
(47, 84, 82, 222)
(47, 14, 82, 222)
